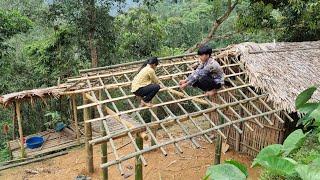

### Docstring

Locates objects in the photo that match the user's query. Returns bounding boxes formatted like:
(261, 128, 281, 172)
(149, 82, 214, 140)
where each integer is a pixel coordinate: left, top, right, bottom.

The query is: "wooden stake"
(15, 101, 26, 158)
(72, 95, 80, 145)
(83, 95, 94, 173)
(135, 133, 143, 180)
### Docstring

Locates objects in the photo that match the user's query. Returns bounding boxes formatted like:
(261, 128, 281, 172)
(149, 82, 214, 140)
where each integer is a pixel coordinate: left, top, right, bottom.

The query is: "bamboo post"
(214, 115, 224, 165)
(150, 98, 157, 146)
(12, 102, 16, 140)
(83, 94, 94, 173)
(15, 101, 26, 158)
(71, 95, 80, 144)
(135, 133, 143, 180)
(99, 90, 108, 180)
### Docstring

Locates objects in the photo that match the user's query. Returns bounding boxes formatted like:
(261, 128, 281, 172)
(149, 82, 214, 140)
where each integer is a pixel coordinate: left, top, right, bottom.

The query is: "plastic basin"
(26, 136, 44, 149)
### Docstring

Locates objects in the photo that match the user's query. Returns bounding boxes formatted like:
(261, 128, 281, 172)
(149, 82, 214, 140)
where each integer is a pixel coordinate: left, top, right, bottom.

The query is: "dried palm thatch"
(0, 86, 64, 106)
(234, 41, 320, 112)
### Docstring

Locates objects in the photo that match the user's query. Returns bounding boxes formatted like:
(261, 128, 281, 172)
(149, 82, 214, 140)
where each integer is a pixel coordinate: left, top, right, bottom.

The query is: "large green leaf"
(205, 164, 246, 180)
(310, 104, 320, 121)
(225, 159, 248, 177)
(283, 129, 307, 156)
(296, 158, 320, 180)
(255, 156, 297, 176)
(295, 86, 317, 109)
(252, 144, 283, 167)
(298, 103, 319, 114)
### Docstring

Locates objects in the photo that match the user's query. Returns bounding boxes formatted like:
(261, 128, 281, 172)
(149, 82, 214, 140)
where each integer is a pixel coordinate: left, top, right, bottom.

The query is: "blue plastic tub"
(26, 136, 44, 149)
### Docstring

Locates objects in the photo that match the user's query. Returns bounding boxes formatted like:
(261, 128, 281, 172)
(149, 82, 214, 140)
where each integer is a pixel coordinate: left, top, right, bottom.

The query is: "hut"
(0, 40, 319, 177)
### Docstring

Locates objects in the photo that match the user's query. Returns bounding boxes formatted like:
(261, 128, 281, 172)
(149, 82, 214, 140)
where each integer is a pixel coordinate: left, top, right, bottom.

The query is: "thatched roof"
(235, 41, 320, 112)
(0, 86, 64, 106)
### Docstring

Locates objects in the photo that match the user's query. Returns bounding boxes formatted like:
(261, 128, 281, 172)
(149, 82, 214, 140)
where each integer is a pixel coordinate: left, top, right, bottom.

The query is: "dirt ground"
(0, 137, 260, 180)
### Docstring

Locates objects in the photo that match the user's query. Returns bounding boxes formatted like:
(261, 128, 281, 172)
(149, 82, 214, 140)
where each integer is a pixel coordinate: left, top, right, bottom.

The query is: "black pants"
(192, 76, 222, 92)
(134, 84, 160, 103)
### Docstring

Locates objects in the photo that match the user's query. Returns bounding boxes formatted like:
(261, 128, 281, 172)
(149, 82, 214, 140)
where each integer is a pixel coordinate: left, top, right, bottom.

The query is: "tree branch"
(186, 0, 239, 53)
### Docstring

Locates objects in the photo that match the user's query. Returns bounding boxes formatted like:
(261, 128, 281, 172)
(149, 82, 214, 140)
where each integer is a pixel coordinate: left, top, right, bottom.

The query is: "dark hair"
(197, 45, 212, 57)
(139, 57, 159, 72)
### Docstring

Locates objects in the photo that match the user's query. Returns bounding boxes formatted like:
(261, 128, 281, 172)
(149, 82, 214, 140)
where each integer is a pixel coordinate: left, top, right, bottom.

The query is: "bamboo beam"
(15, 101, 26, 158)
(167, 88, 209, 105)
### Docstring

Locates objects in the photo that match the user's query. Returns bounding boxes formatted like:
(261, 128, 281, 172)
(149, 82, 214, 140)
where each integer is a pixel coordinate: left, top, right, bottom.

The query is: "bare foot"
(205, 90, 217, 96)
(140, 100, 153, 107)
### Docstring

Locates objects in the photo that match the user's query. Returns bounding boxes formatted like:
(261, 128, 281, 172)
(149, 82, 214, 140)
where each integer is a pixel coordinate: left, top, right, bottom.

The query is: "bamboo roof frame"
(58, 51, 289, 175)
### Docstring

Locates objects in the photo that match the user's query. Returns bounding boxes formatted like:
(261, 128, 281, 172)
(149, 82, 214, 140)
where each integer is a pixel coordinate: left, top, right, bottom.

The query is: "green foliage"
(283, 129, 308, 156)
(295, 158, 320, 180)
(0, 9, 32, 57)
(237, 0, 320, 41)
(256, 86, 320, 179)
(295, 86, 320, 128)
(25, 26, 83, 85)
(252, 144, 283, 167)
(204, 159, 247, 180)
(224, 159, 249, 177)
(44, 111, 61, 130)
(205, 163, 247, 180)
(114, 8, 165, 59)
(295, 86, 317, 109)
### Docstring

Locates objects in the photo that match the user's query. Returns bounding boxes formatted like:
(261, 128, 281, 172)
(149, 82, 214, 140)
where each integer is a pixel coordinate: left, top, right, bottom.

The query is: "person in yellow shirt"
(131, 57, 160, 107)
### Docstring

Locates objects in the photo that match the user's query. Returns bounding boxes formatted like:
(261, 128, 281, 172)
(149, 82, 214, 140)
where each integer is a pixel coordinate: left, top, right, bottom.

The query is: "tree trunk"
(187, 0, 238, 53)
(85, 0, 98, 68)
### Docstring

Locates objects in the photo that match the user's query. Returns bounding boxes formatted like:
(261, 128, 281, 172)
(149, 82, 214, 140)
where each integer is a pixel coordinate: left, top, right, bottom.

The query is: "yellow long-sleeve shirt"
(131, 65, 160, 93)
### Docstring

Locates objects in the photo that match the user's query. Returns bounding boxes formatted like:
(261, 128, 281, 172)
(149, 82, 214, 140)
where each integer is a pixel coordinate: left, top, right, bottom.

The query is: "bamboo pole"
(99, 90, 108, 180)
(83, 94, 94, 173)
(135, 133, 143, 180)
(71, 95, 80, 145)
(12, 102, 16, 140)
(150, 98, 157, 146)
(15, 101, 26, 158)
